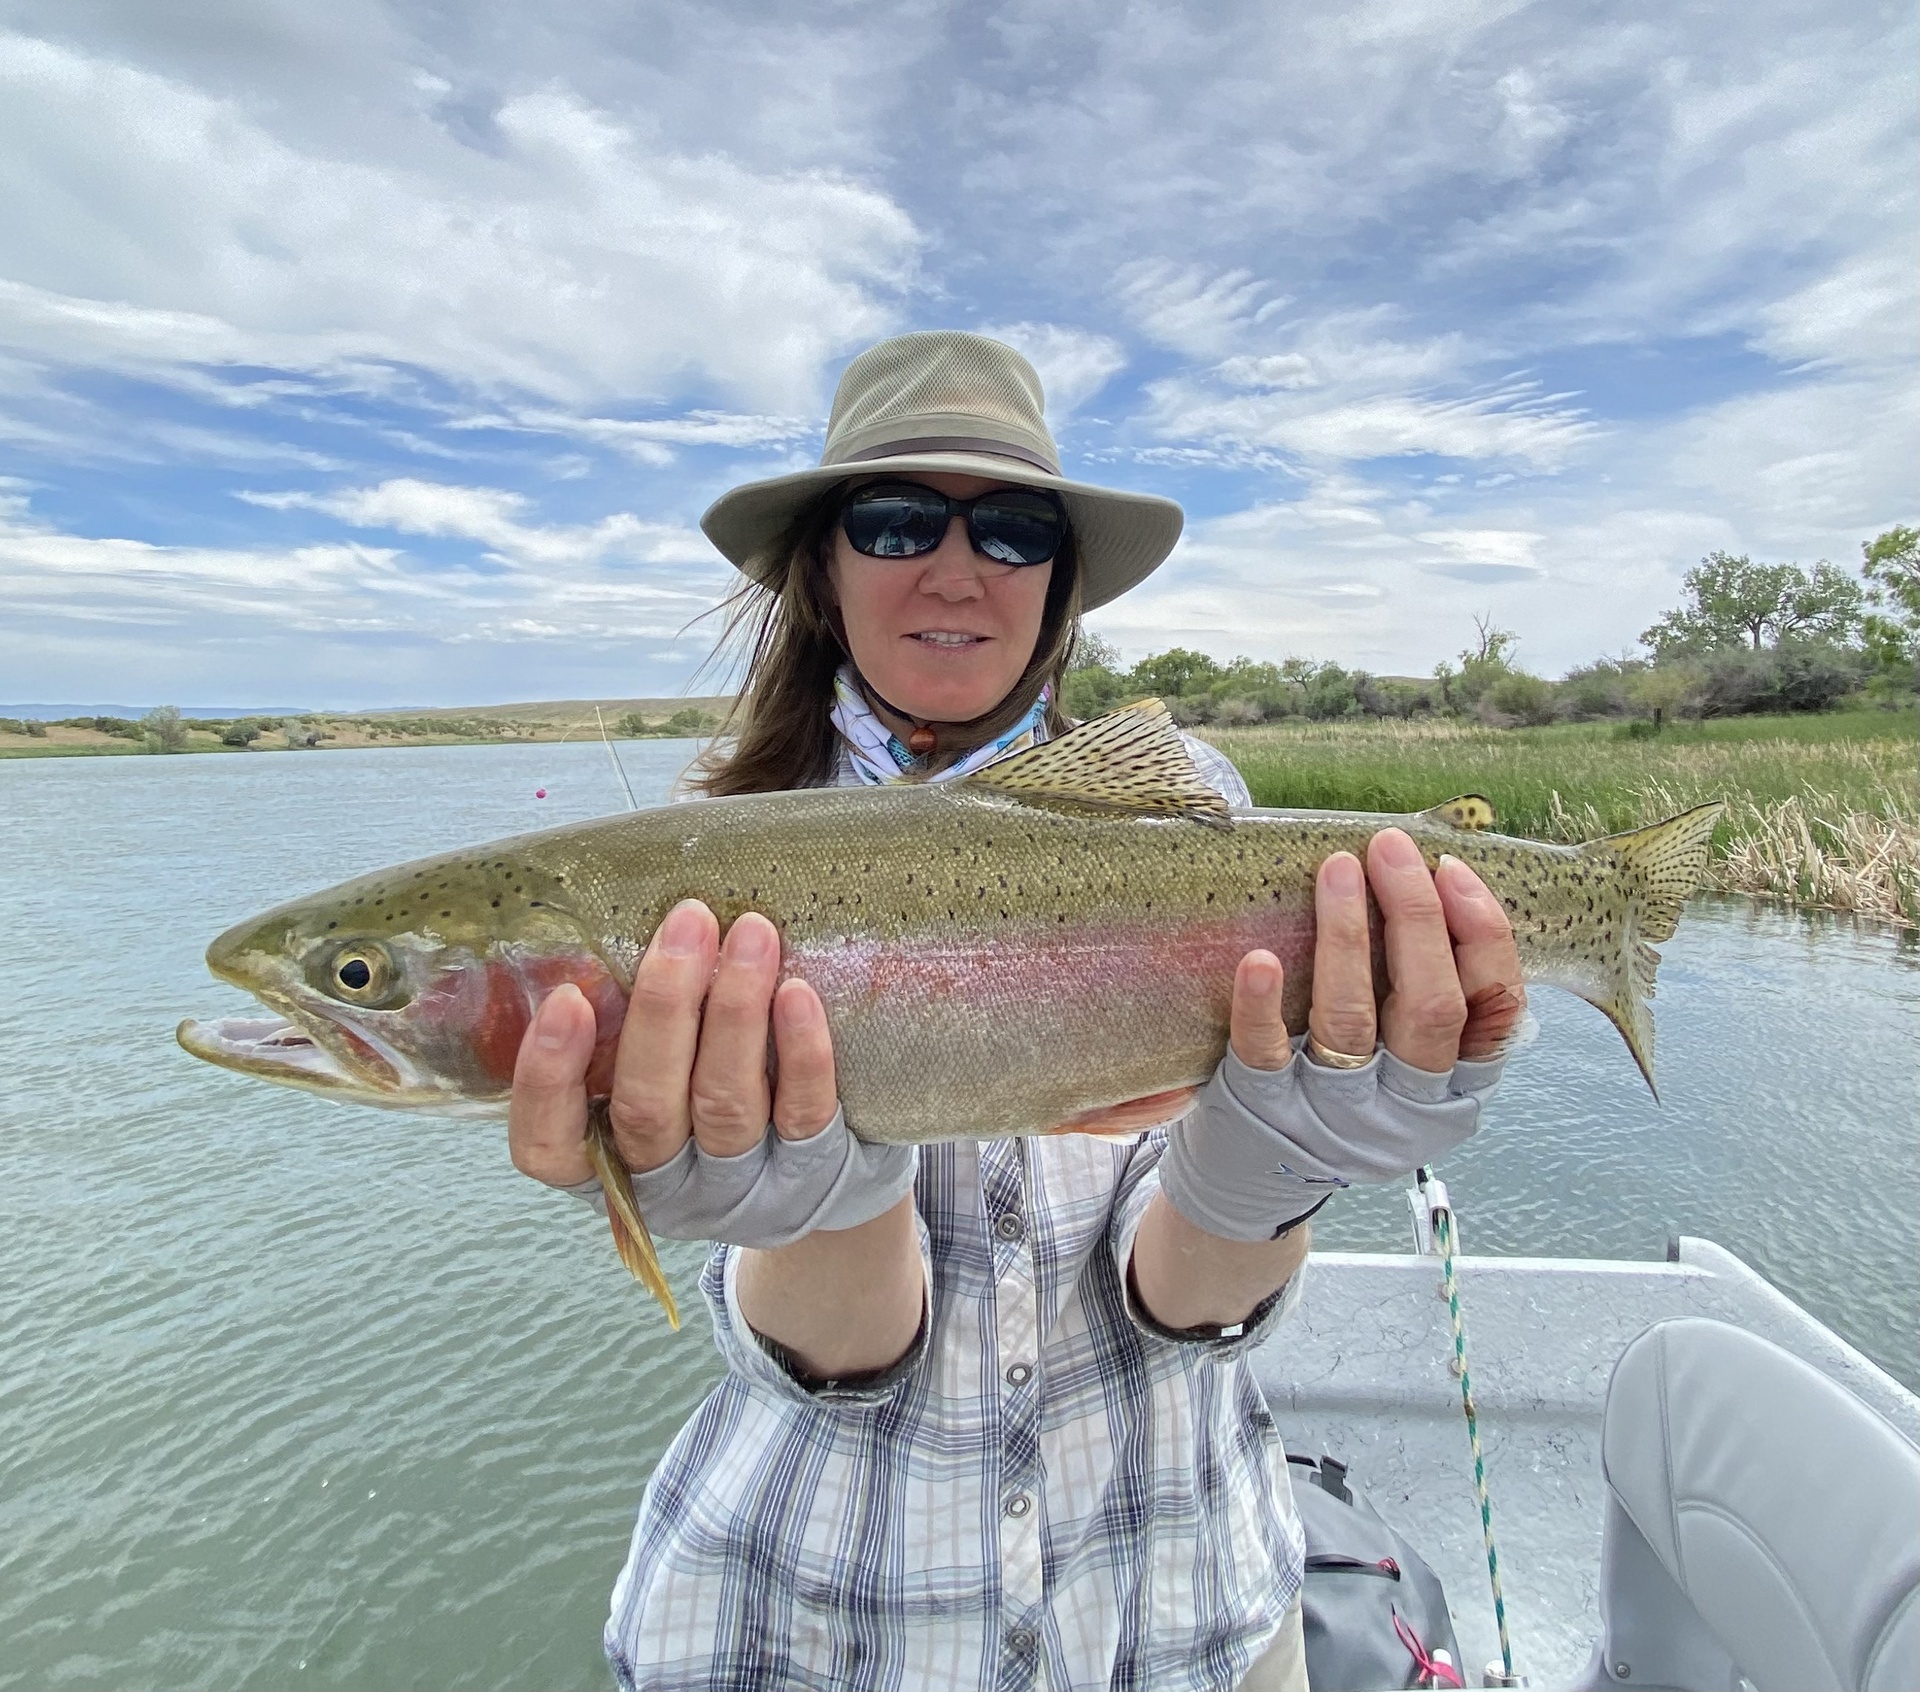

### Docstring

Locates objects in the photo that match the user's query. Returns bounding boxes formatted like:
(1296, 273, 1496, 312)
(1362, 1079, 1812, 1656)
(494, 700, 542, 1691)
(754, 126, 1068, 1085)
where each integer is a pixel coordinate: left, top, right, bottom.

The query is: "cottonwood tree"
(1643, 552, 1862, 655)
(1861, 526, 1919, 662)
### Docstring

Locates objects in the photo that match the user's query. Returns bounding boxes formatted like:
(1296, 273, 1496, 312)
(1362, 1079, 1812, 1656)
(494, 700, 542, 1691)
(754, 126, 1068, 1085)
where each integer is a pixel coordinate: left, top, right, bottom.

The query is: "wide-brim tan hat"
(700, 330, 1182, 612)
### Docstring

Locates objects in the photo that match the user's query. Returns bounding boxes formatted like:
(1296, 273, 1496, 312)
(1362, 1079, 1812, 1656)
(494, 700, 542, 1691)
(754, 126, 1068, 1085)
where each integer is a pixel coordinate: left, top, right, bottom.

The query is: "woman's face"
(827, 472, 1056, 724)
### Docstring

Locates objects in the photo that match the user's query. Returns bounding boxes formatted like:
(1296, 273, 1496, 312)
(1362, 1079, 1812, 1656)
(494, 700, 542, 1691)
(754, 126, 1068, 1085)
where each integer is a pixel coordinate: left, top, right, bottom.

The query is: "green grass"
(1203, 709, 1916, 837)
(1202, 708, 1920, 926)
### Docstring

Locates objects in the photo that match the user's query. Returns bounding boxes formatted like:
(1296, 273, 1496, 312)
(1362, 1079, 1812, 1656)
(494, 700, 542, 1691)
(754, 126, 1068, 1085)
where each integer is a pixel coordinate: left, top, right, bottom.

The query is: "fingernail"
(1245, 954, 1280, 997)
(654, 901, 706, 957)
(775, 984, 816, 1031)
(728, 917, 774, 964)
(533, 984, 578, 1048)
(1320, 853, 1363, 897)
(1371, 829, 1422, 872)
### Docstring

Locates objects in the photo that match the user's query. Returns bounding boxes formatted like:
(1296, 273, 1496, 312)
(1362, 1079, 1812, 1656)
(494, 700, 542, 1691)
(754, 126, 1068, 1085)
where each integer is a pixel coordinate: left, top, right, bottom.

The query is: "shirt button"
(994, 1211, 1025, 1242)
(1005, 1491, 1032, 1518)
(1007, 1627, 1036, 1653)
(1004, 1362, 1032, 1388)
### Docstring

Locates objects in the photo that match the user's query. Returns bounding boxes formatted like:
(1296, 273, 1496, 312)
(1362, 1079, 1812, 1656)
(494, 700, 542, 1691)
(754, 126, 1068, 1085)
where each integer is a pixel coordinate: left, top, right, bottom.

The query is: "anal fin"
(1047, 1086, 1200, 1139)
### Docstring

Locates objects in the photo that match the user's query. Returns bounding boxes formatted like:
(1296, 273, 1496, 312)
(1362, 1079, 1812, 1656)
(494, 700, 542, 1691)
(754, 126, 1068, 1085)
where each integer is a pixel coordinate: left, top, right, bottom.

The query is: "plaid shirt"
(606, 739, 1305, 1692)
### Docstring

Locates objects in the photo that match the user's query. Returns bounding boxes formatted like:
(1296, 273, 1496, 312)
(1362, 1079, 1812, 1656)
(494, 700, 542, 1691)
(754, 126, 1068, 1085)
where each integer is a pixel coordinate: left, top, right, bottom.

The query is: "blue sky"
(1, 0, 1914, 709)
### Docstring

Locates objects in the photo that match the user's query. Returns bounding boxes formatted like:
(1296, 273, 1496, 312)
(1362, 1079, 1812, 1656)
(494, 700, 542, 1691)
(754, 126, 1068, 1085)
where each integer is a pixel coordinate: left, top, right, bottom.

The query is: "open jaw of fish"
(178, 698, 1725, 1329)
(179, 932, 632, 1115)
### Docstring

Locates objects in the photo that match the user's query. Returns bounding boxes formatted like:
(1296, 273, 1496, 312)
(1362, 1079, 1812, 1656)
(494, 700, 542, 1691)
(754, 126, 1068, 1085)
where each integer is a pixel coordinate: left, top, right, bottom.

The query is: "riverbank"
(1201, 708, 1920, 928)
(0, 697, 734, 759)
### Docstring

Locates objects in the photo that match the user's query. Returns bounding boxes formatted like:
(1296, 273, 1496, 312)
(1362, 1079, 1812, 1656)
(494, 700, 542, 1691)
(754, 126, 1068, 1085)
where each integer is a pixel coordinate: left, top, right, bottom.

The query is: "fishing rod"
(595, 706, 639, 811)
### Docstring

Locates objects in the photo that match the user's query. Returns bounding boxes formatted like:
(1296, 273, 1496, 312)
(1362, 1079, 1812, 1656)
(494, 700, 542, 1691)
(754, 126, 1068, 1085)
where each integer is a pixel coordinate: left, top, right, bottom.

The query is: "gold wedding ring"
(1307, 1033, 1376, 1070)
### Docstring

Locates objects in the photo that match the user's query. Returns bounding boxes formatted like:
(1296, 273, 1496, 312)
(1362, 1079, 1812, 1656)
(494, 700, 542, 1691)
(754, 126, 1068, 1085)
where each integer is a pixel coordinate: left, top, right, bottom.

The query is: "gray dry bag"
(1287, 1453, 1464, 1690)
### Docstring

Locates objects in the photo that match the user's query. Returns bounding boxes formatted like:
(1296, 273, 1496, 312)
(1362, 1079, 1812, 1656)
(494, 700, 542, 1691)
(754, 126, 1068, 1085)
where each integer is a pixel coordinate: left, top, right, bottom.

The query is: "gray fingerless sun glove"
(1159, 1041, 1506, 1242)
(566, 1107, 917, 1250)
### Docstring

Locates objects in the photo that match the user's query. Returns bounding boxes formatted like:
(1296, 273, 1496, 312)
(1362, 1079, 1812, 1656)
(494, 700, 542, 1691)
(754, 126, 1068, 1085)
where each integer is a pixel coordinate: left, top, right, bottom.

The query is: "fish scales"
(178, 699, 1724, 1322)
(490, 784, 1613, 1142)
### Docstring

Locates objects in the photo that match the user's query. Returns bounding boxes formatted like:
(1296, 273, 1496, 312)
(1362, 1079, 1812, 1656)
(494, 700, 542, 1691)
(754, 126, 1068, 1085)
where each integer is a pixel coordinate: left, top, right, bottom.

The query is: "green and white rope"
(1429, 1185, 1515, 1683)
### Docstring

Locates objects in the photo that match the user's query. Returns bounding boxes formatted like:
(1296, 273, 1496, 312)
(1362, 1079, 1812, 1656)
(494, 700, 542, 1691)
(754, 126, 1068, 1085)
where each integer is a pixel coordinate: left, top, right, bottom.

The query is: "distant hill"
(352, 696, 734, 726)
(0, 703, 315, 719)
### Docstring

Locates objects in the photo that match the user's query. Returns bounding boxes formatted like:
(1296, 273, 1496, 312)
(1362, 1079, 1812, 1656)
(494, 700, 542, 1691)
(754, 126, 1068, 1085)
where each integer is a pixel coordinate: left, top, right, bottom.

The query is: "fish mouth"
(176, 1014, 380, 1097)
(176, 990, 453, 1110)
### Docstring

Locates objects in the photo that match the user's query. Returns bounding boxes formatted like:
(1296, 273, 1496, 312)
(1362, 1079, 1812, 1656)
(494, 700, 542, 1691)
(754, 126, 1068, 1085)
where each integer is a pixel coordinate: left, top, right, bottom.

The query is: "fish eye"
(324, 943, 396, 1003)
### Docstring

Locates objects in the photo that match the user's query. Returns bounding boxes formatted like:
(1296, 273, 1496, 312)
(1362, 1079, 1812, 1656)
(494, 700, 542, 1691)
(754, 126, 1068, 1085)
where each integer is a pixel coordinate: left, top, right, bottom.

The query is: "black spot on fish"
(491, 898, 501, 908)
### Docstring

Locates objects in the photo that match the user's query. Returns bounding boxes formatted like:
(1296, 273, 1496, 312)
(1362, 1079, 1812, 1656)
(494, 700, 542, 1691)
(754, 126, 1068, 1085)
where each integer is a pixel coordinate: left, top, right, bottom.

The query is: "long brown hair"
(690, 486, 1084, 796)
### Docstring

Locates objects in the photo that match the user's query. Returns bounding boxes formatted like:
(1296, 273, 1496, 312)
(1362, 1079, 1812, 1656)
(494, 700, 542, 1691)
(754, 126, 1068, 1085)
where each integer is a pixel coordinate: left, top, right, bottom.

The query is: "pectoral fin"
(585, 1102, 681, 1329)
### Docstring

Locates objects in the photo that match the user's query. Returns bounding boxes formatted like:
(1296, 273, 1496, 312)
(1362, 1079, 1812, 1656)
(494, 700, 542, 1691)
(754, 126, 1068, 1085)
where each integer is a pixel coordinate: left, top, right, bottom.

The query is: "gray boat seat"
(1588, 1317, 1920, 1692)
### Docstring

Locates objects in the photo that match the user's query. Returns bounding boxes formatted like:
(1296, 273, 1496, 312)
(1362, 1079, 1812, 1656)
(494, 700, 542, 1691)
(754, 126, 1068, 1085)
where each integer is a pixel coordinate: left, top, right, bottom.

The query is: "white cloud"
(236, 479, 714, 570)
(0, 481, 730, 686)
(1113, 261, 1278, 359)
(0, 31, 921, 410)
(449, 407, 817, 467)
(974, 322, 1127, 426)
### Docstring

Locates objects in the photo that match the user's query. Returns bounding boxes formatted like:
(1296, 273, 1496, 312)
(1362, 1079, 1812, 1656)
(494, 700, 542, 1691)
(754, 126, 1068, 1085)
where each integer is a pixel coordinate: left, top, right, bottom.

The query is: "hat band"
(833, 435, 1058, 475)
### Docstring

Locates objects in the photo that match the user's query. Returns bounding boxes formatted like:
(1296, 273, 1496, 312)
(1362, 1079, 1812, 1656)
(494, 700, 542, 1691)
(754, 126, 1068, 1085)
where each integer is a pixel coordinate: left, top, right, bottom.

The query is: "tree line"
(1064, 526, 1919, 726)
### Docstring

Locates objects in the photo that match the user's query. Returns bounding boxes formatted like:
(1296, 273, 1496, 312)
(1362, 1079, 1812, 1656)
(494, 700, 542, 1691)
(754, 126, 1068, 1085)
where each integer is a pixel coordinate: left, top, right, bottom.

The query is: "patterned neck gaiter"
(830, 665, 1052, 786)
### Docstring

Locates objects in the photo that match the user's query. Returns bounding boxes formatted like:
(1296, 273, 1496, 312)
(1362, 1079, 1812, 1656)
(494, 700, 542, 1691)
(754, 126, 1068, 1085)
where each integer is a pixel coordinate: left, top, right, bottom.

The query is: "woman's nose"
(915, 517, 992, 596)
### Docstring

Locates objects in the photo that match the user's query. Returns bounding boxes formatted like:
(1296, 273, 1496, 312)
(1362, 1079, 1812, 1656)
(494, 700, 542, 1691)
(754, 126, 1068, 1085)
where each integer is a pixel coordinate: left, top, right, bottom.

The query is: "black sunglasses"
(839, 480, 1067, 567)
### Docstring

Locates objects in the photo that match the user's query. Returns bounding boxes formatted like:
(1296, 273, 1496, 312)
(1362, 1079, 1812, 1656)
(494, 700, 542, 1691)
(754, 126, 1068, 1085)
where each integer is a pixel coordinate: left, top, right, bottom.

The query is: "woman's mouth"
(910, 631, 989, 650)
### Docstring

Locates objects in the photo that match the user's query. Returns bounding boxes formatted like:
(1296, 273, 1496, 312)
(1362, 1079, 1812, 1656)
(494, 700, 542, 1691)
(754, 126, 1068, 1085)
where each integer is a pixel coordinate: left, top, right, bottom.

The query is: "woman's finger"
(1229, 950, 1293, 1071)
(608, 900, 718, 1173)
(687, 912, 779, 1157)
(1368, 828, 1467, 1073)
(1436, 854, 1527, 1060)
(770, 979, 840, 1139)
(1309, 851, 1377, 1059)
(508, 983, 595, 1186)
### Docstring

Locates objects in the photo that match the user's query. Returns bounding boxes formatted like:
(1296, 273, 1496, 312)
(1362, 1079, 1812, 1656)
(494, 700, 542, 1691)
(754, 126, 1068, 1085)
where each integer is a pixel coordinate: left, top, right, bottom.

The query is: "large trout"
(180, 700, 1721, 1324)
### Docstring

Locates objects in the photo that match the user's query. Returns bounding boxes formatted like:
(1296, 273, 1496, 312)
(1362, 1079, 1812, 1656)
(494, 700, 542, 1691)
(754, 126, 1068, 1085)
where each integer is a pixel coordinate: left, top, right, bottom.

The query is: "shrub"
(220, 719, 266, 748)
(141, 705, 189, 753)
(1130, 647, 1221, 699)
(663, 708, 718, 735)
(1558, 658, 1642, 720)
(1695, 642, 1866, 716)
(1301, 664, 1359, 720)
(1481, 670, 1558, 726)
(59, 715, 144, 739)
(1061, 664, 1128, 720)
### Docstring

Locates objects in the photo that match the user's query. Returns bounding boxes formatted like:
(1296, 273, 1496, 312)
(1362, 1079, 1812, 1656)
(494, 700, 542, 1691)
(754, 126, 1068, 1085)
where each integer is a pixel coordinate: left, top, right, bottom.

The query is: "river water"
(2, 743, 1915, 1690)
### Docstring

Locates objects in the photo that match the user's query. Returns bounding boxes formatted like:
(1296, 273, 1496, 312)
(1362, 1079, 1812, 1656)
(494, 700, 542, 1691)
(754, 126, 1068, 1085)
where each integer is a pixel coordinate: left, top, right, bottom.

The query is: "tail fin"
(1577, 803, 1724, 1097)
(585, 1104, 681, 1329)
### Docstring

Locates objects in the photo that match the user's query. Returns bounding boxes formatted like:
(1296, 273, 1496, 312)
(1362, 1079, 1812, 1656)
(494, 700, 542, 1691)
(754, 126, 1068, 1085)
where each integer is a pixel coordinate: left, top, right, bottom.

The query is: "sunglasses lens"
(841, 486, 950, 557)
(970, 491, 1064, 565)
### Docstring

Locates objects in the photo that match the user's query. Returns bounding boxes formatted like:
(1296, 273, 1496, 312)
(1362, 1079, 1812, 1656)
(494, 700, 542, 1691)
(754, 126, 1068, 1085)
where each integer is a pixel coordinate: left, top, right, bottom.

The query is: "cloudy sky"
(1, 0, 1913, 709)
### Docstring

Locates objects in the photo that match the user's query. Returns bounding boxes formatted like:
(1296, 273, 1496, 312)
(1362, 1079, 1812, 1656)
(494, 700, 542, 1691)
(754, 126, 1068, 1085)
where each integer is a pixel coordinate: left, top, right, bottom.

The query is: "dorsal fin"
(960, 698, 1232, 827)
(1422, 794, 1497, 831)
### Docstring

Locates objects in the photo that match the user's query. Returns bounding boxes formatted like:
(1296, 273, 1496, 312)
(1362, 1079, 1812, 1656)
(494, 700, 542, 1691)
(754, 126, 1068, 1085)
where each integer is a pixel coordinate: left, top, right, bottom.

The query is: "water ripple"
(2, 745, 1915, 1687)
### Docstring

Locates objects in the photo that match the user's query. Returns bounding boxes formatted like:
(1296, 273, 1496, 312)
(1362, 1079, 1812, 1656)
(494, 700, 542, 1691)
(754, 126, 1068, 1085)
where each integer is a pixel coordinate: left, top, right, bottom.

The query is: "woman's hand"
(1228, 828, 1525, 1075)
(507, 900, 839, 1189)
(1137, 830, 1524, 1331)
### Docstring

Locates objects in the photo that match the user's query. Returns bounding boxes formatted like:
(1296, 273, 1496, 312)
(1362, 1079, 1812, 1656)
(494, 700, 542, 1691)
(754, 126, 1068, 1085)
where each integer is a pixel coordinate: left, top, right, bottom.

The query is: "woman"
(507, 332, 1524, 1691)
